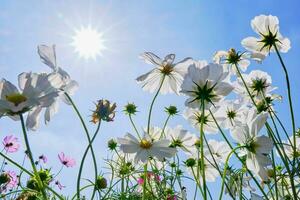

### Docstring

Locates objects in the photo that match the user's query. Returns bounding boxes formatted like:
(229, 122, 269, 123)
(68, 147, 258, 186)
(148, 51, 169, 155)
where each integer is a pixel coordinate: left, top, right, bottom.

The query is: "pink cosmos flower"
(39, 154, 48, 163)
(55, 180, 65, 190)
(58, 152, 76, 167)
(137, 177, 144, 185)
(167, 195, 178, 200)
(2, 135, 20, 153)
(0, 171, 18, 192)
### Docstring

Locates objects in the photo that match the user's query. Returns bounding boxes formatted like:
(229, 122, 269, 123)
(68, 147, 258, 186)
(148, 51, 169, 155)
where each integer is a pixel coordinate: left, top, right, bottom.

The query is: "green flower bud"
(124, 103, 138, 115)
(95, 176, 107, 190)
(165, 105, 179, 116)
(107, 139, 117, 151)
(184, 158, 196, 167)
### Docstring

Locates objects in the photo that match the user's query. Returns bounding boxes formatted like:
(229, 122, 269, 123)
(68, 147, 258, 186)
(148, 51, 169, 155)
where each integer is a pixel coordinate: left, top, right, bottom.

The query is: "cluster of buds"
(91, 99, 116, 123)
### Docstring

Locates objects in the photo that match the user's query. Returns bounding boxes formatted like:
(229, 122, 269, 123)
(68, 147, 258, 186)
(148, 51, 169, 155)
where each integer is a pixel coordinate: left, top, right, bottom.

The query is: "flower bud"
(107, 139, 117, 151)
(165, 105, 179, 116)
(91, 99, 116, 123)
(124, 103, 137, 115)
(95, 176, 107, 190)
(184, 158, 196, 167)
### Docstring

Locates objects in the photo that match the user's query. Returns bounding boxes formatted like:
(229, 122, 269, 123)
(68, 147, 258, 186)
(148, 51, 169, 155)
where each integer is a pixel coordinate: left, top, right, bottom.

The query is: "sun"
(71, 26, 106, 60)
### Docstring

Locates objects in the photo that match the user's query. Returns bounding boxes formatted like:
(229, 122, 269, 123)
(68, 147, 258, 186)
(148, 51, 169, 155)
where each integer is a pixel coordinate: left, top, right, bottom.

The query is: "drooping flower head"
(58, 152, 76, 168)
(242, 15, 291, 55)
(55, 180, 65, 190)
(38, 154, 48, 164)
(2, 135, 20, 153)
(91, 99, 116, 123)
(137, 52, 192, 94)
(181, 60, 233, 108)
(26, 44, 79, 131)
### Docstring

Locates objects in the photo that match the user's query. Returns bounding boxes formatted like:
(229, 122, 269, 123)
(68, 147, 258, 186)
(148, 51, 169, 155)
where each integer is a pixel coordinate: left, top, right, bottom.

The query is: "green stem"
(200, 99, 207, 200)
(219, 146, 246, 200)
(143, 164, 148, 200)
(209, 110, 269, 199)
(64, 93, 98, 200)
(19, 114, 47, 199)
(0, 152, 64, 200)
(274, 45, 296, 152)
(274, 46, 298, 200)
(160, 114, 171, 139)
(203, 134, 235, 199)
(129, 114, 142, 139)
(147, 75, 165, 134)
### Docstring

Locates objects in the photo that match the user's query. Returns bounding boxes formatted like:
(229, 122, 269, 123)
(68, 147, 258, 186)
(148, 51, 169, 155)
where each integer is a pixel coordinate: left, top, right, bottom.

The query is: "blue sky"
(0, 0, 300, 199)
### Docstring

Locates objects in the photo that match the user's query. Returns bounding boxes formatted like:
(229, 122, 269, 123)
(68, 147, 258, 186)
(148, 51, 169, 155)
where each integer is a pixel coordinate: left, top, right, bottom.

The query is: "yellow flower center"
(160, 64, 173, 75)
(140, 139, 152, 149)
(5, 93, 27, 106)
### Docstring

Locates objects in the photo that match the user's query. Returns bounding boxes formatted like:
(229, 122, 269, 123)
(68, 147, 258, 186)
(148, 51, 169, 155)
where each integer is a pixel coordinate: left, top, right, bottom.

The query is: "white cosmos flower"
(242, 15, 291, 55)
(234, 70, 276, 103)
(185, 156, 219, 182)
(180, 60, 233, 108)
(231, 109, 273, 179)
(183, 107, 224, 134)
(214, 100, 247, 129)
(147, 126, 163, 140)
(0, 73, 62, 120)
(165, 125, 198, 154)
(136, 52, 192, 94)
(205, 139, 231, 164)
(24, 45, 79, 130)
(281, 136, 300, 159)
(117, 133, 177, 164)
(213, 49, 251, 74)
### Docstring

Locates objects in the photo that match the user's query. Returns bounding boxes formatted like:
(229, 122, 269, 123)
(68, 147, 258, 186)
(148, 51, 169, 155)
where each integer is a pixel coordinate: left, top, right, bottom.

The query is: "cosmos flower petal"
(26, 106, 43, 131)
(38, 44, 57, 70)
(0, 79, 19, 99)
(140, 52, 162, 66)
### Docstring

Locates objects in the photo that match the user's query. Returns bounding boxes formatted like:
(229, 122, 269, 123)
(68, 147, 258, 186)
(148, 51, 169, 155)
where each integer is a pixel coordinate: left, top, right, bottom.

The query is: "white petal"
(44, 100, 59, 123)
(26, 106, 42, 131)
(0, 79, 19, 99)
(37, 44, 57, 70)
(140, 52, 162, 66)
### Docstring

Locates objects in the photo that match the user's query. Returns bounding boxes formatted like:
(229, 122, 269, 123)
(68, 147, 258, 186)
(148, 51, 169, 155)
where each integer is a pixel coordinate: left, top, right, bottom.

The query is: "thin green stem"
(147, 75, 165, 134)
(209, 110, 269, 199)
(129, 114, 142, 139)
(143, 164, 148, 200)
(0, 152, 64, 200)
(219, 146, 246, 200)
(274, 45, 296, 153)
(65, 93, 98, 200)
(20, 114, 47, 199)
(203, 134, 235, 199)
(200, 99, 207, 200)
(160, 114, 171, 139)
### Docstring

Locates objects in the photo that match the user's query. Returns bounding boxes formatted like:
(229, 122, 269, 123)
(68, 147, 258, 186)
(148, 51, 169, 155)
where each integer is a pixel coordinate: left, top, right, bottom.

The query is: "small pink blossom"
(39, 154, 48, 163)
(55, 180, 65, 190)
(2, 135, 20, 153)
(58, 152, 76, 167)
(137, 177, 144, 185)
(167, 195, 178, 200)
(0, 171, 18, 192)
